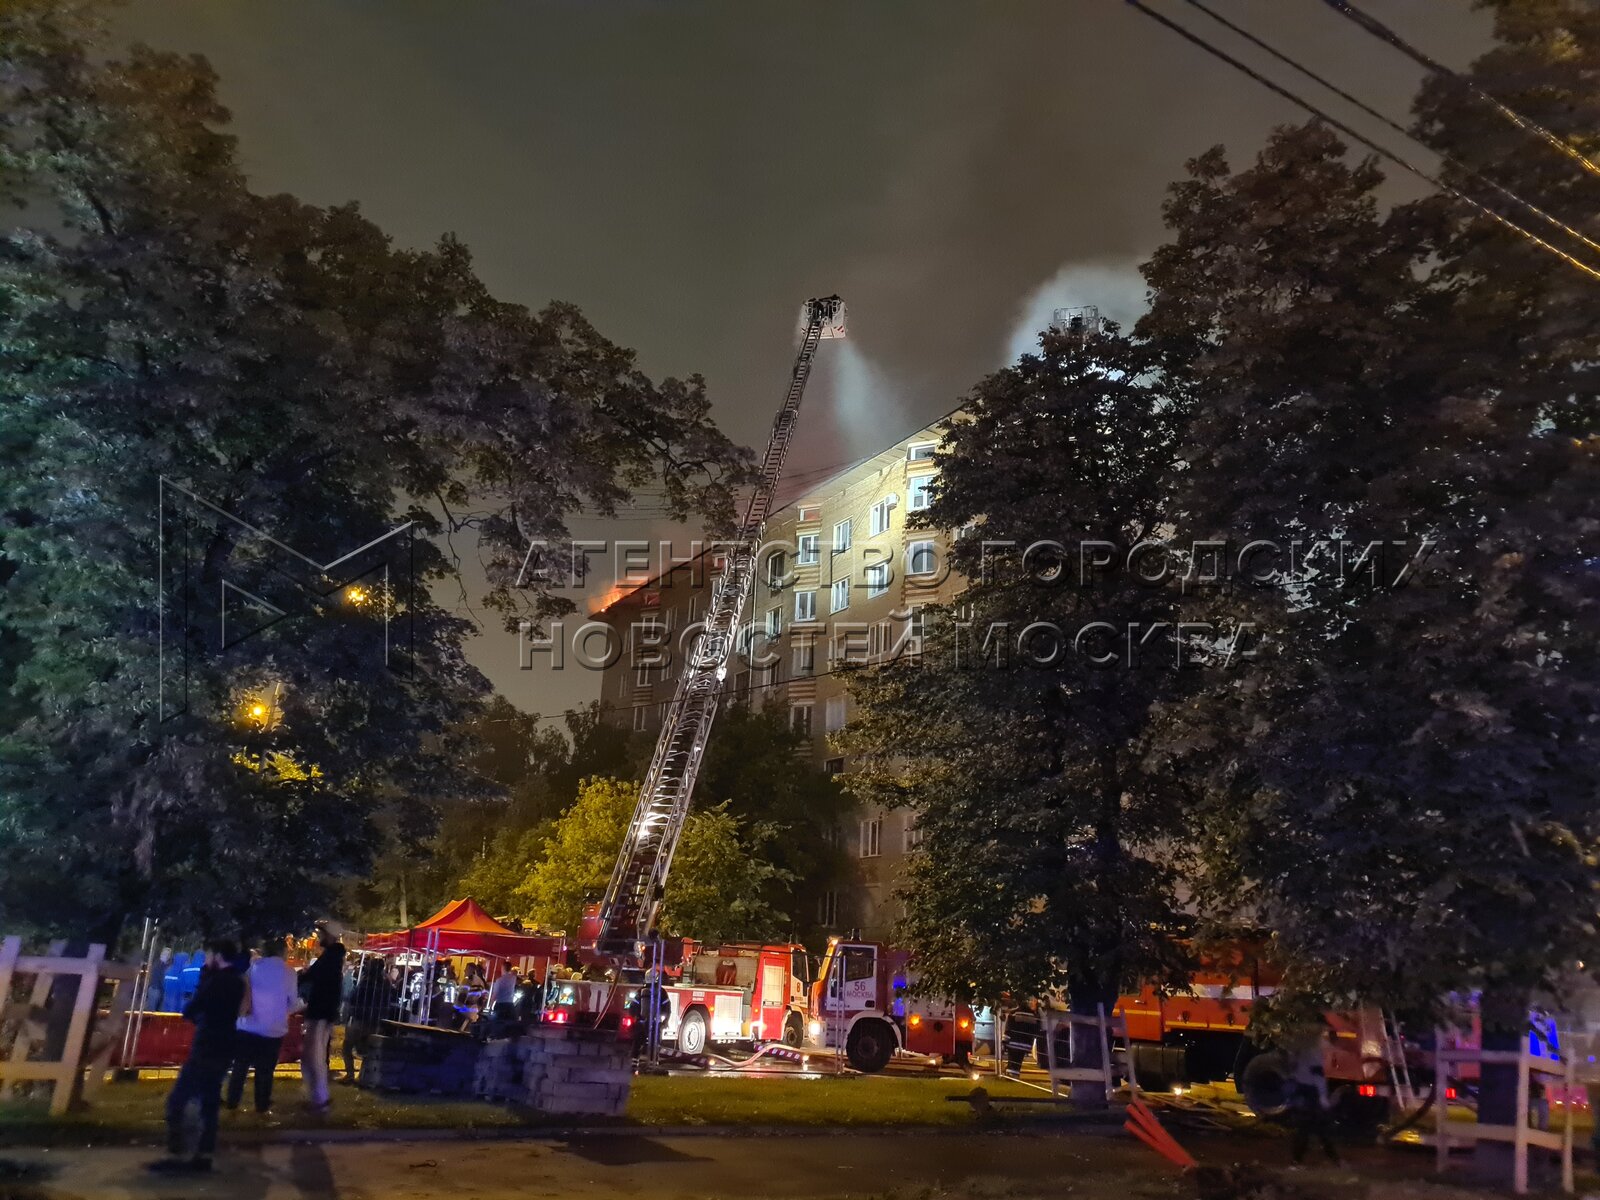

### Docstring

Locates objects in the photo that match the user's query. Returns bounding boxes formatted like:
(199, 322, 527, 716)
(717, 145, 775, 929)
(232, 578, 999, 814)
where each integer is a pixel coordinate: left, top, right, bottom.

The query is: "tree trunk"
(1066, 972, 1118, 1110)
(1470, 984, 1529, 1186)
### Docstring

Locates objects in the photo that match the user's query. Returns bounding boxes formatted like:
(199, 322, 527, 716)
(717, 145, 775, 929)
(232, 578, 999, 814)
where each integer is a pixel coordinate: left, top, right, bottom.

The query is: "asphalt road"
(0, 1129, 1483, 1200)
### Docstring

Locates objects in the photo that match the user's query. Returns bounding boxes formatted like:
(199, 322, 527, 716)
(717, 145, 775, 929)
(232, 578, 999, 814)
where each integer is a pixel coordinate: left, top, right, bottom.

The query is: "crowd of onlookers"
(147, 923, 541, 1176)
(148, 924, 341, 1175)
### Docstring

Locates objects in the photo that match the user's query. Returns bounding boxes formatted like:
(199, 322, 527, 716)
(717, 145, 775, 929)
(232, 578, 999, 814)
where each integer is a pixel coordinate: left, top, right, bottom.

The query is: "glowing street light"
(239, 682, 284, 731)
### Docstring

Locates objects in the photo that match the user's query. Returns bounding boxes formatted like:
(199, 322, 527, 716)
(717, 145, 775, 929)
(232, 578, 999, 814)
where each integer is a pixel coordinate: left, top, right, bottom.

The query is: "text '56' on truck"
(806, 938, 975, 1073)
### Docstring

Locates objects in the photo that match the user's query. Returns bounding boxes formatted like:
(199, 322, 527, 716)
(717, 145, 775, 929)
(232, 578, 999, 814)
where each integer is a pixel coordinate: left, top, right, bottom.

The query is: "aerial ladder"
(592, 296, 846, 962)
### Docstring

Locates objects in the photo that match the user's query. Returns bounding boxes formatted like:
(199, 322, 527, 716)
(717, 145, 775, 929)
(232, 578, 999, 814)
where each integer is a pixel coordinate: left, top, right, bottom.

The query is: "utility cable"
(1125, 0, 1600, 282)
(1321, 0, 1600, 182)
(1180, 0, 1600, 259)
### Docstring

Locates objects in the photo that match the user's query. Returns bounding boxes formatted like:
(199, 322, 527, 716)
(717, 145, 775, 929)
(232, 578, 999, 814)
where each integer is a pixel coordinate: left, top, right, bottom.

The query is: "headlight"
(807, 1020, 823, 1038)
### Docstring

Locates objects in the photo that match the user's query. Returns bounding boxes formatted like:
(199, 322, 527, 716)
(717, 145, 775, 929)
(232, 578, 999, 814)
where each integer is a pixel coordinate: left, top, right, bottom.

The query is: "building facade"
(594, 417, 968, 943)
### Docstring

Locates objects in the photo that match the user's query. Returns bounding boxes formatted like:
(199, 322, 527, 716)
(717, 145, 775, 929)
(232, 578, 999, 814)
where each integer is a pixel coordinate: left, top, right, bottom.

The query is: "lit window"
(833, 520, 852, 553)
(908, 474, 935, 512)
(795, 590, 816, 622)
(907, 442, 936, 462)
(870, 496, 896, 536)
(830, 577, 850, 613)
(859, 817, 882, 859)
(907, 539, 936, 577)
(766, 550, 787, 590)
(797, 533, 819, 565)
(825, 695, 847, 732)
(866, 561, 890, 597)
(798, 504, 822, 524)
(791, 703, 813, 737)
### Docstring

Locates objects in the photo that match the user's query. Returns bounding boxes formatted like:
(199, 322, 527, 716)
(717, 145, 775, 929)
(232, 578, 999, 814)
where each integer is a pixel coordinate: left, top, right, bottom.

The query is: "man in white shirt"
(488, 968, 519, 1018)
(224, 937, 299, 1114)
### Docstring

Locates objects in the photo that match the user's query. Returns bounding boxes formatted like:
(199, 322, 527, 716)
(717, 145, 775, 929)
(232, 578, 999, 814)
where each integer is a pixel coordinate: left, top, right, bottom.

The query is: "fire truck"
(550, 932, 811, 1055)
(1110, 949, 1393, 1118)
(659, 942, 811, 1054)
(805, 937, 976, 1072)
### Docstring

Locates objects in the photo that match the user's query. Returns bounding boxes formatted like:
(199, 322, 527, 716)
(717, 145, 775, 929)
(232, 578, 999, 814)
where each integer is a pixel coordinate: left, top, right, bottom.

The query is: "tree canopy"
(842, 10, 1599, 1131)
(444, 700, 847, 945)
(514, 775, 790, 945)
(0, 0, 746, 941)
(839, 326, 1198, 1016)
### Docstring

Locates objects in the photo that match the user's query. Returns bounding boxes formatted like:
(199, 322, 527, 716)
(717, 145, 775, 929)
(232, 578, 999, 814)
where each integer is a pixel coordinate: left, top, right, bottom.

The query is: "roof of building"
(592, 404, 965, 616)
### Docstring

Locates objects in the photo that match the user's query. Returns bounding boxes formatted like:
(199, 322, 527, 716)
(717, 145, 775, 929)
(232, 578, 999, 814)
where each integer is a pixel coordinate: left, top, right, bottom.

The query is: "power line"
(1321, 0, 1600, 183)
(1124, 0, 1600, 282)
(1179, 0, 1600, 260)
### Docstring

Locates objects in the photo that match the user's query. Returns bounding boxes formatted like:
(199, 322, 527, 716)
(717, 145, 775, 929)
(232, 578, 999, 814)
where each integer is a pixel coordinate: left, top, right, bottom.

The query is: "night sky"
(117, 1, 1490, 718)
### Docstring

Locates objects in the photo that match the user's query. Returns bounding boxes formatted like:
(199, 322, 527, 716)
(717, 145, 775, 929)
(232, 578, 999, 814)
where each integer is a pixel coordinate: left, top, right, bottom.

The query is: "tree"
(838, 324, 1198, 1103)
(348, 698, 646, 929)
(458, 824, 550, 921)
(514, 775, 790, 943)
(695, 701, 853, 940)
(0, 1, 746, 942)
(653, 804, 792, 948)
(1137, 121, 1458, 1023)
(1138, 37, 1600, 1165)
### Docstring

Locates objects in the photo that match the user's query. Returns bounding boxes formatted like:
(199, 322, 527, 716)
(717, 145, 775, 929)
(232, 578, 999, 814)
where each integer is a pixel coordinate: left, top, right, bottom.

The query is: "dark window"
(843, 947, 875, 982)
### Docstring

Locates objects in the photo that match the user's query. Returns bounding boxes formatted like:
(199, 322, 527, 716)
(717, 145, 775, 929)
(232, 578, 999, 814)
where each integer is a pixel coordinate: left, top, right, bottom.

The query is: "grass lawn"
(0, 1070, 1052, 1144)
(630, 1072, 1048, 1127)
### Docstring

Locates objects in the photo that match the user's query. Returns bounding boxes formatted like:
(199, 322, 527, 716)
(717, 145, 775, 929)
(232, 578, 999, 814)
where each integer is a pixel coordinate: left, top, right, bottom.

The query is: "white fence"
(0, 936, 139, 1114)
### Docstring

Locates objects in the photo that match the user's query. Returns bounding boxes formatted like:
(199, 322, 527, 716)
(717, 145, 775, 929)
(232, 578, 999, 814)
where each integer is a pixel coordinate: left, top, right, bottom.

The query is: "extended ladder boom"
(594, 296, 845, 959)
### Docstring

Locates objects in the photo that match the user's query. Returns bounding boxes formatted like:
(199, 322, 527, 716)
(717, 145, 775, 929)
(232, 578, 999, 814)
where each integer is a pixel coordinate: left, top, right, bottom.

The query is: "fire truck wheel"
(782, 1013, 804, 1048)
(846, 1020, 895, 1073)
(679, 1007, 708, 1055)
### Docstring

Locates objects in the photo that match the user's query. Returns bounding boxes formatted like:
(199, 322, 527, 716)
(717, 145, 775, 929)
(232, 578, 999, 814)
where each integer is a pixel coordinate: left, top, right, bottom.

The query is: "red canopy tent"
(364, 898, 566, 970)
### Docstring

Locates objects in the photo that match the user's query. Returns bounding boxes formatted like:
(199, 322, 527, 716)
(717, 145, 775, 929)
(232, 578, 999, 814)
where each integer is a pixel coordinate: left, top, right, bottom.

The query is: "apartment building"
(594, 417, 968, 943)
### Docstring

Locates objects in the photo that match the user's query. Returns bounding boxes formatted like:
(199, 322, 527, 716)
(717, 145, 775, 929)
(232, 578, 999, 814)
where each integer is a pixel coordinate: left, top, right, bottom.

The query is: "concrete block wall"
(474, 1027, 633, 1117)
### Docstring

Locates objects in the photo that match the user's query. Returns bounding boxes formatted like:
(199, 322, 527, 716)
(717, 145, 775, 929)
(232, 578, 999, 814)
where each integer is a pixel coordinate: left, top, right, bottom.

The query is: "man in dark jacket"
(299, 922, 345, 1113)
(148, 939, 244, 1174)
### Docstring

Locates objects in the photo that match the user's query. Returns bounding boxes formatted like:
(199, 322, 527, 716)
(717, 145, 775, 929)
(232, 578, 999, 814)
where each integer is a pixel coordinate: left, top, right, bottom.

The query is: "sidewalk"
(0, 1129, 1492, 1200)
